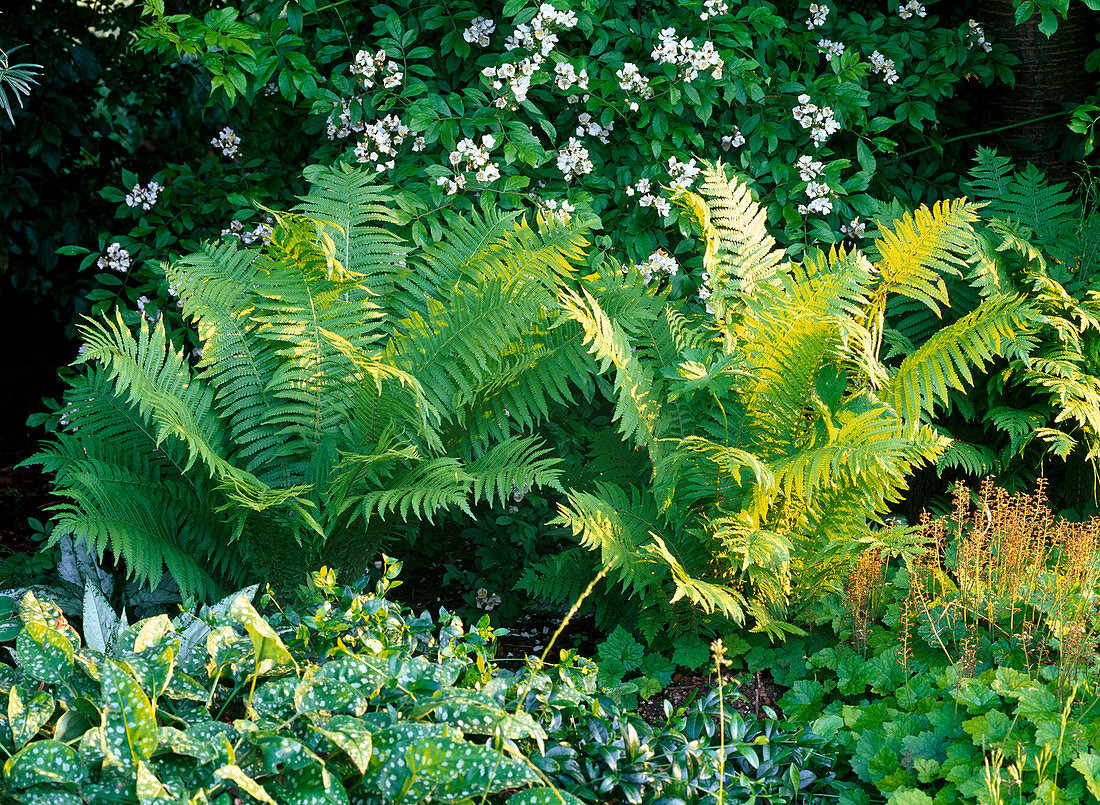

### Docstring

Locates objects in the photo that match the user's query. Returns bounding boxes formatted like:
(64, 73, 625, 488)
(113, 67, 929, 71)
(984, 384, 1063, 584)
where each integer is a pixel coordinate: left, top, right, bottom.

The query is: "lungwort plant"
(523, 164, 1041, 642)
(25, 164, 593, 604)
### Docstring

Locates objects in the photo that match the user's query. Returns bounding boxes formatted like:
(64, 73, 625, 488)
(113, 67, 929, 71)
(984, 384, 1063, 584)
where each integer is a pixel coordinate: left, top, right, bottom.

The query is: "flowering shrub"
(67, 0, 1014, 344)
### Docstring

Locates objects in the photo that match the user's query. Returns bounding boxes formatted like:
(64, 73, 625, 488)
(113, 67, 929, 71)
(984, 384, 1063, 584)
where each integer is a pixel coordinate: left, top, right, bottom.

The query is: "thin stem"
(898, 111, 1072, 160)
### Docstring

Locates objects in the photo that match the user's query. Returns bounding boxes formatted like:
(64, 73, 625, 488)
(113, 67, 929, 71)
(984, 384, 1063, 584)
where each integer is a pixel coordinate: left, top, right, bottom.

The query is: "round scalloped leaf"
(99, 658, 158, 767)
(4, 740, 87, 790)
(7, 685, 55, 750)
(506, 788, 588, 805)
(16, 628, 74, 685)
(309, 714, 373, 774)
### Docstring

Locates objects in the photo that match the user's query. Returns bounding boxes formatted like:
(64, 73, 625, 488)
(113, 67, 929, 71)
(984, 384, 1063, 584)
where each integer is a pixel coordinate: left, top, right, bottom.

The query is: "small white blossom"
(841, 217, 867, 239)
(721, 127, 746, 151)
(968, 19, 993, 53)
(211, 127, 240, 158)
(807, 3, 829, 29)
(463, 16, 496, 47)
(701, 0, 729, 21)
(475, 588, 502, 611)
(543, 198, 576, 224)
(575, 111, 613, 144)
(96, 242, 131, 273)
(869, 50, 899, 85)
(350, 49, 403, 90)
(793, 93, 841, 146)
(898, 1, 926, 20)
(651, 28, 723, 82)
(634, 249, 679, 285)
(556, 137, 593, 180)
(616, 62, 654, 100)
(818, 39, 845, 61)
(353, 114, 412, 168)
(668, 156, 701, 191)
(124, 180, 161, 211)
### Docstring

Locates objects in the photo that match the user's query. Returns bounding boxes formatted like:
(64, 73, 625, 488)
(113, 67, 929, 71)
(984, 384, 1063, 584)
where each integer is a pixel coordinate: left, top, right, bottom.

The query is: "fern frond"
(464, 435, 563, 507)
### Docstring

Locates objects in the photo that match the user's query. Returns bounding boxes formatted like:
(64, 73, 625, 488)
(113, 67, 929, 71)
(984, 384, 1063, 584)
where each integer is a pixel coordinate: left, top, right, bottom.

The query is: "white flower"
(968, 19, 993, 52)
(651, 28, 723, 81)
(797, 155, 825, 181)
(793, 94, 840, 146)
(556, 137, 593, 180)
(575, 112, 613, 144)
(96, 242, 131, 273)
(463, 16, 496, 47)
(475, 163, 501, 183)
(616, 62, 654, 100)
(807, 3, 829, 29)
(634, 249, 678, 285)
(818, 39, 845, 61)
(898, 1, 926, 20)
(124, 180, 160, 211)
(721, 127, 746, 151)
(869, 50, 899, 85)
(701, 0, 729, 21)
(211, 127, 240, 158)
(353, 114, 411, 167)
(841, 217, 866, 239)
(350, 49, 403, 91)
(543, 198, 575, 223)
(668, 156, 701, 191)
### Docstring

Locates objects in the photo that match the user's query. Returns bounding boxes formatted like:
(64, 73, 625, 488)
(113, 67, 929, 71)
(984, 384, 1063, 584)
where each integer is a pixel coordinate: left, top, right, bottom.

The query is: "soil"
(0, 429, 53, 559)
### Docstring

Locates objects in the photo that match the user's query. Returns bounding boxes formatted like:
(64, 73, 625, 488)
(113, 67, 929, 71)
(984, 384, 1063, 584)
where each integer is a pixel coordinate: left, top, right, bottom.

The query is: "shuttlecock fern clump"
(26, 164, 593, 603)
(522, 162, 1039, 642)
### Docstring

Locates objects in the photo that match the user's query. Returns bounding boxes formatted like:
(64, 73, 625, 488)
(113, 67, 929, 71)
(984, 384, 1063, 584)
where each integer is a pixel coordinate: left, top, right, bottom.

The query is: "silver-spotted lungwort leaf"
(308, 713, 373, 774)
(214, 763, 277, 805)
(403, 737, 540, 800)
(82, 579, 120, 654)
(99, 658, 158, 768)
(7, 685, 55, 750)
(3, 739, 88, 790)
(267, 762, 349, 805)
(135, 759, 175, 803)
(415, 690, 545, 740)
(295, 675, 368, 716)
(506, 788, 588, 805)
(16, 627, 74, 685)
(312, 654, 390, 697)
(229, 595, 295, 674)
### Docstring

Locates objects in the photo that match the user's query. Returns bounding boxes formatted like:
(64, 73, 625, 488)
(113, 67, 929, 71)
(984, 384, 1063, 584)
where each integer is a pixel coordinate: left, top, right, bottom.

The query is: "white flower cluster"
(616, 63, 653, 111)
(556, 137, 593, 181)
(651, 28, 724, 82)
(625, 177, 672, 217)
(211, 127, 240, 158)
(125, 180, 161, 211)
(870, 51, 899, 85)
(793, 93, 840, 146)
(554, 62, 590, 102)
(898, 1, 927, 20)
(575, 112, 613, 144)
(968, 19, 992, 53)
(701, 0, 729, 21)
(505, 3, 578, 55)
(349, 49, 402, 90)
(796, 154, 833, 215)
(354, 114, 411, 172)
(475, 587, 502, 611)
(97, 242, 131, 273)
(437, 134, 500, 194)
(807, 3, 830, 29)
(482, 61, 535, 109)
(667, 156, 702, 191)
(841, 217, 866, 239)
(220, 219, 274, 246)
(463, 16, 496, 47)
(542, 198, 576, 224)
(327, 99, 364, 140)
(721, 127, 746, 150)
(136, 294, 157, 322)
(818, 39, 845, 61)
(166, 283, 185, 309)
(635, 249, 679, 285)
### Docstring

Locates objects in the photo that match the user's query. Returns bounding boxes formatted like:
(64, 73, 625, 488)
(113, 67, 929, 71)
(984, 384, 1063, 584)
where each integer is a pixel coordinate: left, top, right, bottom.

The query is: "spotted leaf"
(16, 628, 74, 685)
(99, 658, 158, 768)
(7, 685, 55, 750)
(229, 596, 295, 674)
(309, 714, 373, 773)
(4, 740, 87, 790)
(506, 788, 588, 805)
(214, 763, 277, 805)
